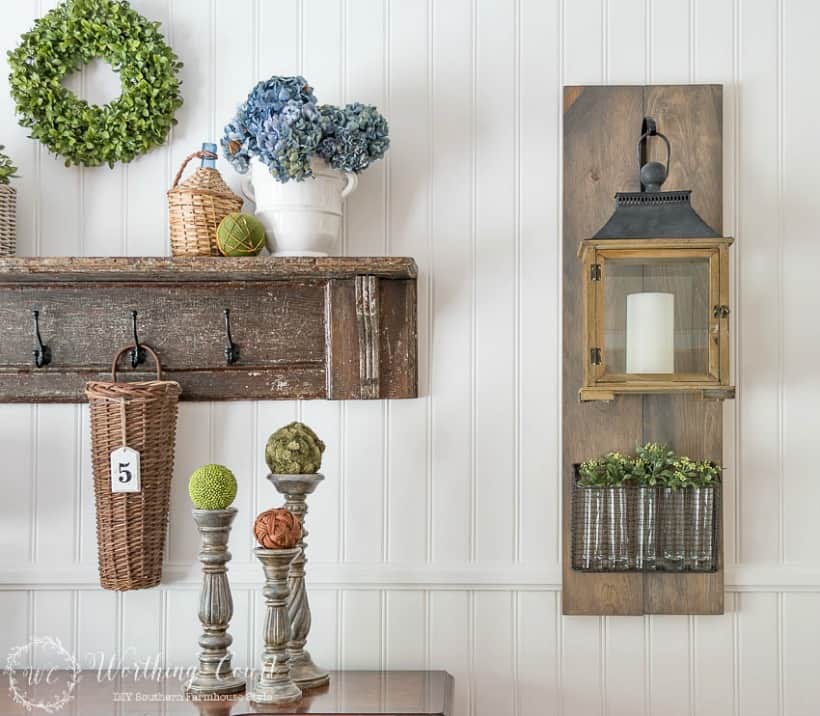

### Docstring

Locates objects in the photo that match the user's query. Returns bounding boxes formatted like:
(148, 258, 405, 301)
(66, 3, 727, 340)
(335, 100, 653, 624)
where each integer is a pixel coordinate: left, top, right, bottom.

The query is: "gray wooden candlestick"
(186, 508, 246, 696)
(248, 546, 302, 705)
(268, 472, 329, 689)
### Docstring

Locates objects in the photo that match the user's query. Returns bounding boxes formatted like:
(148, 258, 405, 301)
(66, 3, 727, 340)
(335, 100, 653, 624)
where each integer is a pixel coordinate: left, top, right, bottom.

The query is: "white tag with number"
(110, 447, 141, 493)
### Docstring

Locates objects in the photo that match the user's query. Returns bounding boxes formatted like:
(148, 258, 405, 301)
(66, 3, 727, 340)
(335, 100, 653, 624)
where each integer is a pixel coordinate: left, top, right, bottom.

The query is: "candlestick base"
(186, 673, 246, 697)
(289, 650, 330, 689)
(248, 677, 303, 705)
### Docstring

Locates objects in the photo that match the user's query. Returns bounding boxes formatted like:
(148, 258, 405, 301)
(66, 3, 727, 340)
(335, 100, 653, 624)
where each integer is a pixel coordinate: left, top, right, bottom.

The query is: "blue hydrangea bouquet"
(222, 76, 389, 183)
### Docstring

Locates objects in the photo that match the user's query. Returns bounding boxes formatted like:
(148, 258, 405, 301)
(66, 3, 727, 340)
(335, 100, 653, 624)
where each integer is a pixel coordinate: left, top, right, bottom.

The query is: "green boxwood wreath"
(8, 0, 183, 168)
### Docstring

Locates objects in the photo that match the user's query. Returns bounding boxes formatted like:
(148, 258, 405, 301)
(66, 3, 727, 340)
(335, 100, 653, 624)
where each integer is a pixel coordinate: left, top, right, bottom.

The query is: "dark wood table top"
(1, 670, 453, 716)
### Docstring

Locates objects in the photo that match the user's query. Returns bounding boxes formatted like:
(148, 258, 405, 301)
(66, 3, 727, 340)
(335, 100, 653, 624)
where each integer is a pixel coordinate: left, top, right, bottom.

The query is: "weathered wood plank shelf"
(0, 257, 418, 403)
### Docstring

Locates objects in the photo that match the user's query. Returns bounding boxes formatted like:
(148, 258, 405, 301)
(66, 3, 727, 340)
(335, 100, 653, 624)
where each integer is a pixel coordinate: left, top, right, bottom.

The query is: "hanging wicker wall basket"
(167, 150, 243, 257)
(86, 346, 182, 591)
(0, 184, 17, 256)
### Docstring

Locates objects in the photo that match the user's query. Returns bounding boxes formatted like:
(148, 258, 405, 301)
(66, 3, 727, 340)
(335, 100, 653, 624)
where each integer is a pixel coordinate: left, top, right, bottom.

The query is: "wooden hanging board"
(0, 256, 417, 402)
(562, 85, 724, 615)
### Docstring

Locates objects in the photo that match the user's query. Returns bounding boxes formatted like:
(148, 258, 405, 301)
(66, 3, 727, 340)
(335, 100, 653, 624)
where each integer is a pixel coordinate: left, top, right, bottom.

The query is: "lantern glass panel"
(602, 255, 711, 377)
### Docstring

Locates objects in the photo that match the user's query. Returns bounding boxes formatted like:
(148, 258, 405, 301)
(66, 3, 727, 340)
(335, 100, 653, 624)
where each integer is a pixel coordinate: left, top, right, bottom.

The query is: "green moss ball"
(216, 213, 266, 256)
(265, 421, 325, 474)
(188, 464, 238, 509)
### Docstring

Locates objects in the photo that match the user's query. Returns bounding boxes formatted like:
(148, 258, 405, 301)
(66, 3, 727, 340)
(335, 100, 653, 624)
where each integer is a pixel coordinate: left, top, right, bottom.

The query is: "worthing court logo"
(6, 637, 79, 713)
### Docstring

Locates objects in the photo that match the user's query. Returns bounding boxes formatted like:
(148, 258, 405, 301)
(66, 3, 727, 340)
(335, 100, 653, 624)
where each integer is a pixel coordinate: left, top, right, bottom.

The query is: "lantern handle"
(636, 117, 671, 192)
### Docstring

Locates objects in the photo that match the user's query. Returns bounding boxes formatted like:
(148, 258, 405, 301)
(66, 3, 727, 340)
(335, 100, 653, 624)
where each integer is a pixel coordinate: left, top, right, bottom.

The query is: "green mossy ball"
(188, 464, 238, 509)
(265, 421, 325, 474)
(216, 212, 267, 256)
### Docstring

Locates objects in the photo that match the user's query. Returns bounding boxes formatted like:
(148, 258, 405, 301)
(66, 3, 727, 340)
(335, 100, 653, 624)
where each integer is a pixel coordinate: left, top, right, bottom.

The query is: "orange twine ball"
(253, 507, 302, 549)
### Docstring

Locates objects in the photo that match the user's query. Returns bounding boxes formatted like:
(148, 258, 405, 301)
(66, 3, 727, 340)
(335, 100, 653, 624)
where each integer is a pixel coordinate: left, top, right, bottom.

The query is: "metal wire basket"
(571, 466, 720, 573)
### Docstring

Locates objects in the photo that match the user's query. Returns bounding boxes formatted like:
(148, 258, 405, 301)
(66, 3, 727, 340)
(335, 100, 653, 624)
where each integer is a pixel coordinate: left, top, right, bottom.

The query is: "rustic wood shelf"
(0, 257, 418, 402)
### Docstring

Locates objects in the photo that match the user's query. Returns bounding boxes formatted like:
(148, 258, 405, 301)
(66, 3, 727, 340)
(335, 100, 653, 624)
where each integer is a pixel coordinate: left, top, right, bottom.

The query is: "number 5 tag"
(110, 447, 141, 493)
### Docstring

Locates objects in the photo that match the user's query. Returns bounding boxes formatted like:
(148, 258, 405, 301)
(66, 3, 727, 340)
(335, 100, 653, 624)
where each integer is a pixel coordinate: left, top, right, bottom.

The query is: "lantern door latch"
(590, 263, 602, 281)
(713, 304, 730, 318)
(590, 347, 602, 365)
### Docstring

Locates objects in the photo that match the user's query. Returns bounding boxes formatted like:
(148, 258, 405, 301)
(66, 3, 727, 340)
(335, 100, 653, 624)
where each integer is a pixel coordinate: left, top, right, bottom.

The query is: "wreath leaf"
(8, 0, 183, 167)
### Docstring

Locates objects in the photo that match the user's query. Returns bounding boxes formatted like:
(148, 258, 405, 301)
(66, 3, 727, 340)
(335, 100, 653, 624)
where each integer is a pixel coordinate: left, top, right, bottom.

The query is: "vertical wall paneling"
(516, 592, 558, 716)
(79, 404, 97, 565)
(34, 405, 78, 563)
(648, 0, 691, 82)
(121, 590, 164, 669)
(340, 589, 381, 670)
(560, 616, 603, 716)
(298, 401, 342, 563)
(344, 0, 387, 257)
(563, 0, 603, 83)
(517, 0, 560, 566)
(210, 402, 255, 561)
(1, 1, 820, 713)
(781, 0, 820, 565)
(385, 590, 425, 669)
(341, 403, 385, 562)
(606, 0, 646, 83)
(126, 0, 174, 258)
(430, 0, 474, 565)
(32, 591, 75, 666)
(77, 590, 118, 671)
(0, 1, 37, 256)
(429, 591, 471, 716)
(692, 0, 739, 568)
(163, 589, 200, 668)
(37, 0, 82, 258)
(648, 616, 691, 716)
(694, 595, 736, 716)
(341, 0, 387, 561)
(472, 591, 515, 716)
(737, 592, 780, 716)
(738, 0, 781, 566)
(168, 403, 213, 563)
(0, 592, 30, 666)
(213, 0, 254, 174)
(604, 617, 646, 716)
(384, 0, 431, 565)
(0, 405, 33, 561)
(305, 588, 339, 672)
(782, 593, 820, 715)
(473, 0, 516, 564)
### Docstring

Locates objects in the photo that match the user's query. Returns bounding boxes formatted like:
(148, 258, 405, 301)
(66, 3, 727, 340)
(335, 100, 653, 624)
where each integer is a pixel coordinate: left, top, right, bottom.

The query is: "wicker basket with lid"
(168, 144, 243, 256)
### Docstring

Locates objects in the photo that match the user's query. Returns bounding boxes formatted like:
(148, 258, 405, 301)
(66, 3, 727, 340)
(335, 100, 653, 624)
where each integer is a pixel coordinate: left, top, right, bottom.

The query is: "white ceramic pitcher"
(240, 157, 358, 256)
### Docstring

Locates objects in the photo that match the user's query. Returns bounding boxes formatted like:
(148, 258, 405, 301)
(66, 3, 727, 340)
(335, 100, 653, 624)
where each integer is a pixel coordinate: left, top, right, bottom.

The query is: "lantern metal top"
(593, 117, 720, 240)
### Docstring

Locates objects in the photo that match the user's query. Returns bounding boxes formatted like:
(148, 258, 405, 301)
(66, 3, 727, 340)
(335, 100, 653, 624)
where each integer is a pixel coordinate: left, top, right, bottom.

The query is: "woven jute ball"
(216, 212, 266, 256)
(254, 508, 302, 549)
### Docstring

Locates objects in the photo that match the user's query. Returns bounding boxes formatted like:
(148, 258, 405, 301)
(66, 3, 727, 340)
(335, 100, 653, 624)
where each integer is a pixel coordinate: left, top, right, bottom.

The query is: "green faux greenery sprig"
(633, 442, 677, 486)
(0, 147, 18, 185)
(8, 0, 183, 168)
(577, 443, 722, 489)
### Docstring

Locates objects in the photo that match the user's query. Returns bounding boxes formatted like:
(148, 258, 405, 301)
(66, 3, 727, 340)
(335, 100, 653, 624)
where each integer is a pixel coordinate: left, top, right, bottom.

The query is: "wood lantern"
(578, 119, 734, 402)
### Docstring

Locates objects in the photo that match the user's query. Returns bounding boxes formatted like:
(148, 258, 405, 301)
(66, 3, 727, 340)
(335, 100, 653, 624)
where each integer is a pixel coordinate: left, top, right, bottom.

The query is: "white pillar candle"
(626, 292, 675, 374)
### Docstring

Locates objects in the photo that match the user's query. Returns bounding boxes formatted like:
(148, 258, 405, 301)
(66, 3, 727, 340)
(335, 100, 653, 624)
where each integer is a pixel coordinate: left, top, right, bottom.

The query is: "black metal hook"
(129, 310, 146, 369)
(32, 310, 51, 368)
(223, 309, 239, 365)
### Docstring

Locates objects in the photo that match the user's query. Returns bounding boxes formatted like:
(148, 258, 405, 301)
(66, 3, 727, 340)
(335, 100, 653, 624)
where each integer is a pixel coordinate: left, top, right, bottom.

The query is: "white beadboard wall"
(2, 0, 820, 714)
